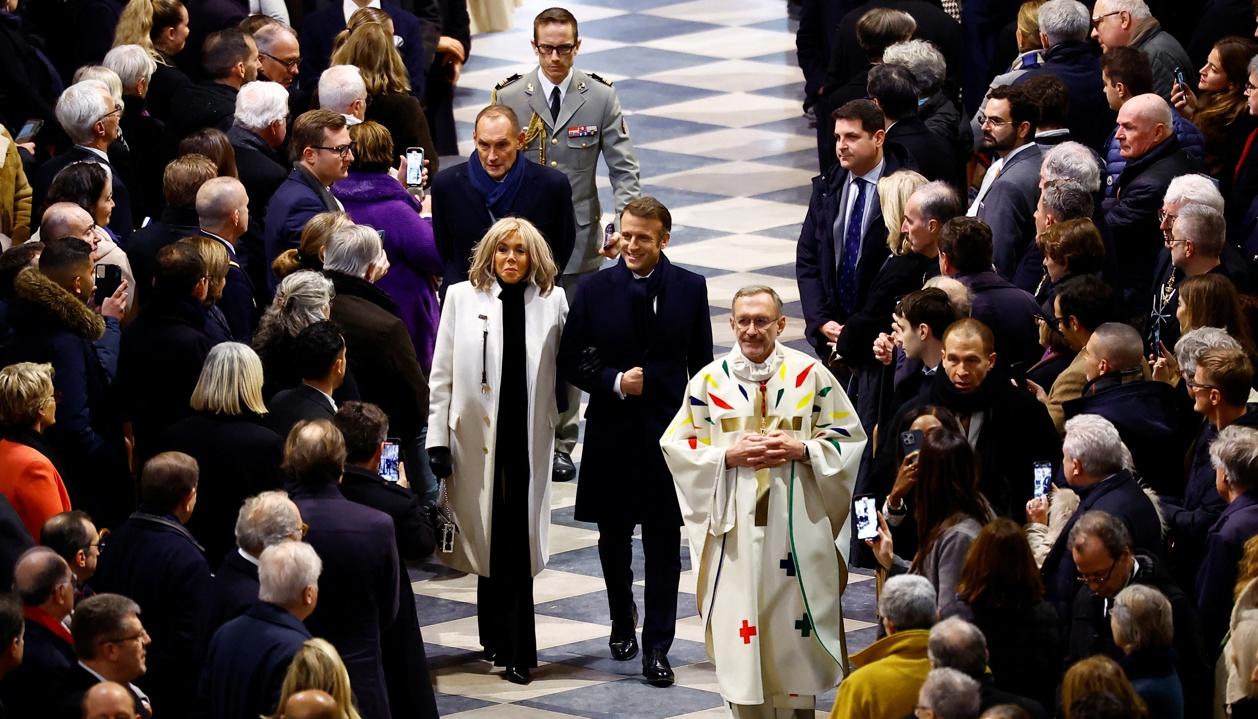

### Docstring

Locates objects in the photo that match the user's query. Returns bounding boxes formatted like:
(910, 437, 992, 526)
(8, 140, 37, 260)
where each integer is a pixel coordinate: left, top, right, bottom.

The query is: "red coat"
(0, 439, 71, 541)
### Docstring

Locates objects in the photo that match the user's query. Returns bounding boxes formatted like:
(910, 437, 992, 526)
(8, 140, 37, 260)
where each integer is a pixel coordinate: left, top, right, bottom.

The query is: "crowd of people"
(1, 0, 1258, 717)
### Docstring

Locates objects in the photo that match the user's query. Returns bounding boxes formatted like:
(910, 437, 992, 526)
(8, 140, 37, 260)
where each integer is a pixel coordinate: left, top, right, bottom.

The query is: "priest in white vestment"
(661, 285, 867, 718)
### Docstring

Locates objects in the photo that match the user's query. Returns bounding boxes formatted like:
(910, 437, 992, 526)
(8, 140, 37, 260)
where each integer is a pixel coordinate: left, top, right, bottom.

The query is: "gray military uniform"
(493, 67, 641, 275)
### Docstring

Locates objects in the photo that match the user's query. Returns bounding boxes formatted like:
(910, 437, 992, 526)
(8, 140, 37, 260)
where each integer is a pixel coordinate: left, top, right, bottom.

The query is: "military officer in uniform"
(492, 6, 641, 484)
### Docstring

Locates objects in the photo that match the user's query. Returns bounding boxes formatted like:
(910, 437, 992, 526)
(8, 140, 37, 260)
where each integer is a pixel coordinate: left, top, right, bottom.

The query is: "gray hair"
(252, 22, 297, 54)
(196, 176, 248, 227)
(1250, 55, 1258, 80)
(324, 225, 385, 279)
(1175, 327, 1243, 376)
(319, 65, 367, 115)
(925, 275, 973, 317)
(1063, 414, 1127, 477)
(1111, 584, 1174, 650)
(102, 45, 156, 93)
(1099, 0, 1152, 21)
(1041, 179, 1094, 221)
(914, 181, 964, 225)
(55, 80, 114, 144)
(234, 81, 290, 133)
(1164, 173, 1224, 212)
(1037, 0, 1091, 45)
(262, 271, 335, 338)
(258, 541, 322, 605)
(1211, 425, 1258, 492)
(879, 574, 937, 631)
(1042, 142, 1102, 192)
(918, 667, 982, 719)
(927, 616, 988, 678)
(234, 490, 302, 556)
(1173, 203, 1226, 258)
(1069, 510, 1133, 559)
(883, 39, 946, 95)
(72, 66, 123, 105)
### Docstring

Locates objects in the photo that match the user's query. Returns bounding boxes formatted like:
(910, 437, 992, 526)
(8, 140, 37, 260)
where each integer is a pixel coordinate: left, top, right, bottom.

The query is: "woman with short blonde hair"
(186, 236, 232, 342)
(878, 169, 929, 255)
(272, 212, 353, 280)
(467, 217, 558, 295)
(0, 362, 72, 540)
(190, 343, 267, 416)
(268, 638, 363, 719)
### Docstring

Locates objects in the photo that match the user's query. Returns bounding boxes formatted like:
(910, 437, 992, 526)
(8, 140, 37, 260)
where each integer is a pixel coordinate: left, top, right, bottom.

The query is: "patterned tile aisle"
(413, 1, 880, 715)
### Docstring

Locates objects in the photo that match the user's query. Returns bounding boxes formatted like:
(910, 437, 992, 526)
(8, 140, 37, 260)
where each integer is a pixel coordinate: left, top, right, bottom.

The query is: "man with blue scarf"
(430, 104, 575, 294)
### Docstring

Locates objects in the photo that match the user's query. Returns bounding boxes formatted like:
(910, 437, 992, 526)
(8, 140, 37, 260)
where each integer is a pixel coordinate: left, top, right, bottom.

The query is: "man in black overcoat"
(558, 197, 712, 687)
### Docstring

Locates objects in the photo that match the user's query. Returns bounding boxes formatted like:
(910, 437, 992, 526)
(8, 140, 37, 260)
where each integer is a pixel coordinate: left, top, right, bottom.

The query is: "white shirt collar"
(304, 381, 338, 412)
(1002, 141, 1035, 163)
(238, 547, 259, 566)
(849, 157, 885, 188)
(78, 145, 109, 163)
(537, 69, 573, 105)
(77, 661, 149, 704)
(343, 113, 363, 126)
(343, 0, 381, 24)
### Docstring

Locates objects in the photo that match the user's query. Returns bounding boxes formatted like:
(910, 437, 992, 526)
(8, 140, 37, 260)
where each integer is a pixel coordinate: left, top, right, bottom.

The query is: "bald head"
(196, 177, 249, 238)
(1115, 94, 1172, 159)
(13, 547, 71, 610)
(281, 689, 342, 719)
(41, 203, 96, 243)
(81, 681, 138, 719)
(1087, 322, 1145, 373)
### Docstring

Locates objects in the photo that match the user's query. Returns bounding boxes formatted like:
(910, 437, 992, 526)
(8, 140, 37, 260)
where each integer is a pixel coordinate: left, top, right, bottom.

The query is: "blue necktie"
(838, 178, 866, 315)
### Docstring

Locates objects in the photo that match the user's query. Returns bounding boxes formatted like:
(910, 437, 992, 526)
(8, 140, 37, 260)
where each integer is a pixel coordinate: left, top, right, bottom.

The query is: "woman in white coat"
(427, 216, 567, 685)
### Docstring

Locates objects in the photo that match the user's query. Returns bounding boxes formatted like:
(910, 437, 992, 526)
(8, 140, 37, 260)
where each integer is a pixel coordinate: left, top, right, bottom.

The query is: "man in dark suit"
(200, 541, 319, 719)
(87, 452, 211, 719)
(299, 0, 428, 100)
(868, 63, 958, 189)
(334, 402, 438, 719)
(126, 155, 219, 307)
(0, 548, 76, 717)
(798, 99, 910, 361)
(196, 177, 258, 339)
(204, 491, 305, 637)
(287, 420, 399, 719)
(970, 84, 1043, 283)
(268, 321, 345, 439)
(32, 80, 133, 239)
(264, 109, 351, 295)
(58, 593, 153, 719)
(169, 29, 259, 138)
(430, 104, 575, 292)
(558, 197, 713, 687)
(228, 80, 290, 238)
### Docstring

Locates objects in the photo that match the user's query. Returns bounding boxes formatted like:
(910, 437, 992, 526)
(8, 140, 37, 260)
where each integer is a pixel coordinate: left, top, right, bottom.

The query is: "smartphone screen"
(602, 222, 617, 251)
(405, 147, 424, 186)
(93, 264, 122, 306)
(16, 119, 42, 144)
(854, 495, 879, 541)
(379, 440, 400, 482)
(1033, 462, 1053, 498)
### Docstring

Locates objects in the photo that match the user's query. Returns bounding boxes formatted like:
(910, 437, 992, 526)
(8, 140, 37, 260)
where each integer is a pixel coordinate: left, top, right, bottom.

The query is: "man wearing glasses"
(264, 109, 352, 294)
(59, 593, 154, 719)
(1089, 0, 1191, 101)
(493, 6, 640, 484)
(169, 28, 261, 139)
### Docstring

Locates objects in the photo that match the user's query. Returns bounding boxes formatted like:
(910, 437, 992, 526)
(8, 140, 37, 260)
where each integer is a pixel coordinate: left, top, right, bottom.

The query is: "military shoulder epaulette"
(587, 72, 613, 87)
(494, 74, 522, 91)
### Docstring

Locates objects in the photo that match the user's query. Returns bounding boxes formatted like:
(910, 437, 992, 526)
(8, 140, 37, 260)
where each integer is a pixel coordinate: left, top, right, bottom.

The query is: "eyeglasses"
(1091, 10, 1122, 28)
(981, 116, 1011, 127)
(1077, 557, 1119, 587)
(1246, 81, 1258, 94)
(1164, 237, 1188, 247)
(1037, 314, 1067, 331)
(733, 317, 780, 330)
(535, 43, 576, 56)
(260, 51, 301, 71)
(1185, 377, 1218, 391)
(1158, 209, 1178, 225)
(95, 104, 122, 124)
(101, 630, 147, 646)
(312, 143, 355, 158)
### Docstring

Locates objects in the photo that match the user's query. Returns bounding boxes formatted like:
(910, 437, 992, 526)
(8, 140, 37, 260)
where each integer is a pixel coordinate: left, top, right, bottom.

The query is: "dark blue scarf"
(466, 150, 527, 219)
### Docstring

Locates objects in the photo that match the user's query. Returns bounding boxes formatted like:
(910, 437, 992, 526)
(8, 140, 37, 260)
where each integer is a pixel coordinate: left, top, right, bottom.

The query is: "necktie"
(838, 178, 866, 316)
(549, 86, 561, 123)
(968, 157, 1004, 216)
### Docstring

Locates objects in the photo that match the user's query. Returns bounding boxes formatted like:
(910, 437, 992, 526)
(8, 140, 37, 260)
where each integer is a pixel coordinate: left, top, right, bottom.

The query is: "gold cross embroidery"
(753, 382, 771, 527)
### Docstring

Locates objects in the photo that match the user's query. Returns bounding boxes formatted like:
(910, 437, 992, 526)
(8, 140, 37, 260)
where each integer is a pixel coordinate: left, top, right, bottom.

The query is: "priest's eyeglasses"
(734, 317, 779, 330)
(535, 43, 576, 56)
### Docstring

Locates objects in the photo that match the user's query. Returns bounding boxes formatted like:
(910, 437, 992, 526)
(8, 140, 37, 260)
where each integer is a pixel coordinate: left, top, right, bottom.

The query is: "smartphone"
(899, 429, 924, 457)
(854, 495, 879, 541)
(379, 439, 401, 482)
(602, 222, 617, 251)
(1173, 66, 1186, 90)
(405, 146, 424, 187)
(1033, 461, 1053, 498)
(15, 119, 42, 144)
(1010, 361, 1027, 390)
(93, 264, 122, 306)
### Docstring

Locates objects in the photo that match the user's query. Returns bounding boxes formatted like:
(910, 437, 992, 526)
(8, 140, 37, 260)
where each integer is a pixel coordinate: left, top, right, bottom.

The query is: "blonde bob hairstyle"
(186, 235, 230, 302)
(878, 169, 929, 255)
(189, 342, 268, 416)
(330, 20, 410, 96)
(273, 211, 353, 279)
(0, 363, 55, 427)
(468, 217, 557, 295)
(268, 638, 363, 719)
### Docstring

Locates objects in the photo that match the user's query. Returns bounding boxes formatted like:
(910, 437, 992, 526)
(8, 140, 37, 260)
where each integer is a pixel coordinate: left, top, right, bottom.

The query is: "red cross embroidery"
(739, 619, 757, 644)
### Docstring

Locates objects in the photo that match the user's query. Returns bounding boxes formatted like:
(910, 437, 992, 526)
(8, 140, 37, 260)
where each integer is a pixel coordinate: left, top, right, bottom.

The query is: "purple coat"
(333, 171, 442, 372)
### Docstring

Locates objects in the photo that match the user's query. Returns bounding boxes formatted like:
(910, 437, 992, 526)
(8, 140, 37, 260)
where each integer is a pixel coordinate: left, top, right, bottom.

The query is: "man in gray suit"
(968, 84, 1044, 291)
(493, 6, 641, 482)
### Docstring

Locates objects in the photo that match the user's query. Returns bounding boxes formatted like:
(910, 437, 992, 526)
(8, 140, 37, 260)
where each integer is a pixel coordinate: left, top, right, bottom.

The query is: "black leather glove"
(578, 346, 603, 376)
(428, 446, 453, 479)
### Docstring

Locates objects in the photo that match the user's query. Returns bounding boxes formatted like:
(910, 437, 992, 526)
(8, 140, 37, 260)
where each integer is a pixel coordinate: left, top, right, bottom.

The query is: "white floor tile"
(651, 161, 814, 197)
(434, 658, 622, 703)
(645, 0, 788, 26)
(640, 127, 814, 160)
(637, 92, 801, 128)
(670, 198, 805, 234)
(427, 613, 610, 652)
(642, 60, 804, 93)
(703, 272, 802, 306)
(639, 27, 796, 60)
(665, 235, 797, 272)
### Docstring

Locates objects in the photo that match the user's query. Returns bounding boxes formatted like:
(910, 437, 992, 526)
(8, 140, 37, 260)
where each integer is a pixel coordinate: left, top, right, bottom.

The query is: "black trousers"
(597, 518, 681, 653)
(477, 573, 537, 668)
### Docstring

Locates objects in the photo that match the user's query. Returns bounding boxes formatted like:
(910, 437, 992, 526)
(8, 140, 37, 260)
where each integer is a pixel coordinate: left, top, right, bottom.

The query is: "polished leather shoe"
(552, 451, 577, 482)
(504, 665, 531, 685)
(642, 649, 674, 687)
(610, 633, 639, 661)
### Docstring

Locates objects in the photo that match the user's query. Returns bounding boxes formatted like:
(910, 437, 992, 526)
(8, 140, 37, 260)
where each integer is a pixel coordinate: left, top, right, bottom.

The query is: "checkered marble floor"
(413, 1, 879, 716)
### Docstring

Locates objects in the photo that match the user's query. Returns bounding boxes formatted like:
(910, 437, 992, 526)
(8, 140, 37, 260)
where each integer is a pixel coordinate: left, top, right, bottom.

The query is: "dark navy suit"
(200, 601, 312, 719)
(1198, 492, 1258, 653)
(0, 614, 75, 718)
(31, 145, 133, 239)
(299, 1, 427, 99)
(263, 167, 342, 295)
(197, 230, 256, 340)
(203, 548, 260, 639)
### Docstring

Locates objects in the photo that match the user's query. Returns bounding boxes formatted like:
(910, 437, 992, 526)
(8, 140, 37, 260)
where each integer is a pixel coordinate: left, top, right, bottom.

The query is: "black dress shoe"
(504, 665, 531, 684)
(482, 648, 496, 663)
(610, 633, 639, 661)
(552, 451, 577, 482)
(642, 649, 674, 687)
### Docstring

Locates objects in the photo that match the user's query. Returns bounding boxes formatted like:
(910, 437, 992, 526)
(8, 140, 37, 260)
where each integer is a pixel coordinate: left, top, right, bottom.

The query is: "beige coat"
(0, 127, 32, 246)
